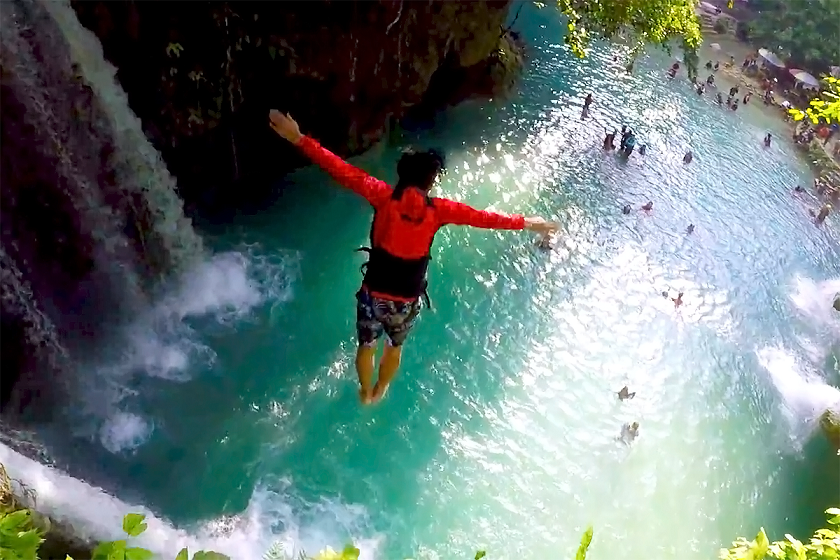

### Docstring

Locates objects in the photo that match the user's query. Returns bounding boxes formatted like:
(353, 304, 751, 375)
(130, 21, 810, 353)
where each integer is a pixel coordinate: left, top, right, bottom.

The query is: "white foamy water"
(790, 275, 840, 335)
(72, 249, 297, 453)
(0, 444, 380, 560)
(99, 412, 155, 455)
(757, 345, 840, 445)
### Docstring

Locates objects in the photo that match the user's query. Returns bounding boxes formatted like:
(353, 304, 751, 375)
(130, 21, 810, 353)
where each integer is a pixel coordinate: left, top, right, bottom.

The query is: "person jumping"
(269, 110, 558, 404)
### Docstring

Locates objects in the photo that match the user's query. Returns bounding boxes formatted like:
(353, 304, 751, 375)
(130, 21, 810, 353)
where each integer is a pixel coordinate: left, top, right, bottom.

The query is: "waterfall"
(0, 0, 203, 417)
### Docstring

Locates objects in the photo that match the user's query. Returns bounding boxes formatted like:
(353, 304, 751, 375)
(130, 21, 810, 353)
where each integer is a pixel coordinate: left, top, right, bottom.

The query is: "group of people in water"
(603, 125, 641, 157)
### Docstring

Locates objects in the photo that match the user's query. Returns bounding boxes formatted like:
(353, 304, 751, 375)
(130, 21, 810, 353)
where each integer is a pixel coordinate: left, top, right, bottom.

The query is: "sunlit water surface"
(31, 4, 840, 560)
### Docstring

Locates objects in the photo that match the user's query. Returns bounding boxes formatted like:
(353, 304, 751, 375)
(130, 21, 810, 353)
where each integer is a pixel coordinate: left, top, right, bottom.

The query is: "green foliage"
(748, 0, 840, 72)
(77, 514, 231, 560)
(790, 76, 840, 124)
(0, 509, 44, 560)
(576, 526, 594, 560)
(548, 0, 702, 58)
(543, 0, 702, 81)
(719, 507, 840, 560)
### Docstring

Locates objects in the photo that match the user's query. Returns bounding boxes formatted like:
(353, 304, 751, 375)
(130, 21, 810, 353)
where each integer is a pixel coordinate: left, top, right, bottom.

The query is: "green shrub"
(0, 509, 44, 560)
(719, 507, 840, 560)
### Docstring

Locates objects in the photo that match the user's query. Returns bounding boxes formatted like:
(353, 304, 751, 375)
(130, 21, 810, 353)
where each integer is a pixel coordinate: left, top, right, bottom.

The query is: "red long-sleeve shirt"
(298, 135, 526, 300)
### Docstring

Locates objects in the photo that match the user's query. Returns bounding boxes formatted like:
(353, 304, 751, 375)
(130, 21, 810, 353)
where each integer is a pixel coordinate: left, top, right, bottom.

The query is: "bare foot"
(370, 382, 390, 404)
(359, 387, 373, 405)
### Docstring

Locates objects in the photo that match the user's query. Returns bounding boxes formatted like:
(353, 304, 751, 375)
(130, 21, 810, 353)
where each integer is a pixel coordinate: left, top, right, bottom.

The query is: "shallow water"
(28, 4, 840, 560)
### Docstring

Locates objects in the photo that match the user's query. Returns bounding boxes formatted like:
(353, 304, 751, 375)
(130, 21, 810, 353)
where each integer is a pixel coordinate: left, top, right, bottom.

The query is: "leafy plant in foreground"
(719, 507, 840, 560)
(0, 509, 44, 560)
(76, 513, 230, 560)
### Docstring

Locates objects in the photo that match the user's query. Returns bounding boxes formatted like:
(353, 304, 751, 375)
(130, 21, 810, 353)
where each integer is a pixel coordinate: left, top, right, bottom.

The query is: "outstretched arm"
(435, 198, 558, 235)
(269, 110, 390, 205)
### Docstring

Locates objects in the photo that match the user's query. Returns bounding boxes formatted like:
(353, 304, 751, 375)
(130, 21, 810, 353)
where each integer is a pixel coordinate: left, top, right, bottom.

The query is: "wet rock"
(820, 408, 840, 451)
(833, 293, 840, 312)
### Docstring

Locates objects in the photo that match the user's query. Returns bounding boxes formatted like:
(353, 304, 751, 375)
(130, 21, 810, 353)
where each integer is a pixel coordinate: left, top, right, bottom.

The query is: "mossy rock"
(820, 408, 840, 451)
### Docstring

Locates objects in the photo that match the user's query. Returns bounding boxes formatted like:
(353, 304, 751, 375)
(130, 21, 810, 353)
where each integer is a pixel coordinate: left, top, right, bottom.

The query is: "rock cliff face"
(0, 0, 201, 416)
(71, 0, 522, 216)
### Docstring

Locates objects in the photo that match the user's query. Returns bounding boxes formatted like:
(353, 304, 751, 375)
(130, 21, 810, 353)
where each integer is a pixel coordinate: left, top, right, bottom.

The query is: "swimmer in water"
(641, 201, 653, 212)
(622, 204, 632, 214)
(816, 203, 832, 225)
(686, 224, 695, 234)
(537, 232, 553, 250)
(639, 144, 647, 155)
(622, 132, 637, 156)
(620, 126, 632, 150)
(619, 422, 640, 444)
(764, 133, 772, 147)
(684, 151, 694, 164)
(672, 292, 684, 308)
(794, 185, 805, 193)
(617, 386, 636, 400)
(603, 129, 617, 150)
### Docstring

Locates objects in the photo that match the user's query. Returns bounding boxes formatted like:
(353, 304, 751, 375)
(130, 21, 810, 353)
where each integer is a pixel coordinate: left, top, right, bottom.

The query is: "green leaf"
(576, 526, 594, 560)
(752, 528, 770, 558)
(827, 508, 840, 524)
(122, 513, 148, 537)
(1, 509, 32, 531)
(176, 548, 189, 560)
(268, 46, 277, 60)
(475, 552, 487, 560)
(108, 539, 127, 560)
(125, 547, 154, 560)
(341, 545, 360, 560)
(193, 552, 231, 560)
(93, 541, 115, 560)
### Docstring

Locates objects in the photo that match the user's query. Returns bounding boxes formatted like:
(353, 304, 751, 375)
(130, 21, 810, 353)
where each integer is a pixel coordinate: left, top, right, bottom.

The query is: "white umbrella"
(758, 48, 785, 68)
(710, 42, 721, 51)
(790, 69, 820, 89)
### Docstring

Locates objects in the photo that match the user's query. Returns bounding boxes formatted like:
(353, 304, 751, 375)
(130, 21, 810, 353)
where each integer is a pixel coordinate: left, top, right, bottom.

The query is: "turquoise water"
(39, 4, 840, 559)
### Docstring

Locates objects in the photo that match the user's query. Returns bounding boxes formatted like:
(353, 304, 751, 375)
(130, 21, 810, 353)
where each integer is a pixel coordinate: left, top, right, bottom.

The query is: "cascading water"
(0, 0, 202, 416)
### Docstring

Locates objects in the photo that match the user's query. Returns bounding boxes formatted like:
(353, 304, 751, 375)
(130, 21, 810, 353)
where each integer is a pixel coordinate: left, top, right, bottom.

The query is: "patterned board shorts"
(356, 289, 421, 347)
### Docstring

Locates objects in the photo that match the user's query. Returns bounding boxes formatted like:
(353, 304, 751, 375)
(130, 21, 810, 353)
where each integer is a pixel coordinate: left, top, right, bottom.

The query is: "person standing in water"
(622, 132, 637, 156)
(620, 126, 633, 150)
(268, 110, 558, 404)
(764, 133, 772, 147)
(582, 93, 593, 118)
(603, 129, 617, 150)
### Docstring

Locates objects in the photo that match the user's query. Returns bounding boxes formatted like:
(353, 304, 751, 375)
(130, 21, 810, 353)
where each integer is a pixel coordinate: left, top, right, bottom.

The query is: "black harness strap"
(355, 246, 432, 309)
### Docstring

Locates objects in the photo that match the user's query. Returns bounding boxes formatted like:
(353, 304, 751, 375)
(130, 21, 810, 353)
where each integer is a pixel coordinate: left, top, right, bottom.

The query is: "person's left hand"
(269, 110, 303, 144)
(525, 216, 559, 236)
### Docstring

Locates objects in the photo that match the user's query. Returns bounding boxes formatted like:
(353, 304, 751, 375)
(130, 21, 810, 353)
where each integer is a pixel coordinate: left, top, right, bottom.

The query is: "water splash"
(756, 346, 840, 446)
(789, 275, 840, 336)
(0, 444, 382, 560)
(80, 247, 298, 453)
